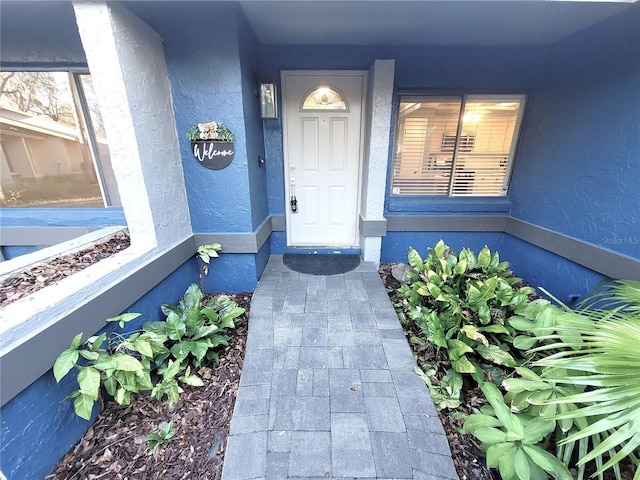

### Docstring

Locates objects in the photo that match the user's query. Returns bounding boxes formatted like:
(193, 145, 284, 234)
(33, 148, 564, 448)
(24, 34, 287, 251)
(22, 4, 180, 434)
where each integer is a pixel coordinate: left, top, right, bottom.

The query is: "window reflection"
(0, 72, 118, 207)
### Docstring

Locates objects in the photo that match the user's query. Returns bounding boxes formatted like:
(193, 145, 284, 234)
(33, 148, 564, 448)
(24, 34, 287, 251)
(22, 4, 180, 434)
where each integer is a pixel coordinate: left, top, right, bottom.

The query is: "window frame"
(390, 92, 527, 198)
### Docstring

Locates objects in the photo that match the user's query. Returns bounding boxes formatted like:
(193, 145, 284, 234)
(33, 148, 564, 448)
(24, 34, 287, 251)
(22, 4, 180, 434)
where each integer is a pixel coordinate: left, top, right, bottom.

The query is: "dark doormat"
(283, 254, 360, 275)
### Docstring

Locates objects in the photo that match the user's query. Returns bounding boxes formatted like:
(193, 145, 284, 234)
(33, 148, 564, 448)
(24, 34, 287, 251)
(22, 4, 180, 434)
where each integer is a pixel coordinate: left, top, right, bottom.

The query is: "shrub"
(480, 279, 640, 480)
(393, 240, 537, 403)
(393, 242, 640, 480)
(144, 284, 245, 403)
(461, 382, 572, 480)
(54, 284, 245, 419)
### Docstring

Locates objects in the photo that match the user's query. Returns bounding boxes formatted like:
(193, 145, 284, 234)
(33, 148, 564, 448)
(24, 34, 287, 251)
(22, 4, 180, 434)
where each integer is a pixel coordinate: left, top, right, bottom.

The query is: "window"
(0, 71, 120, 207)
(302, 86, 347, 110)
(391, 94, 525, 196)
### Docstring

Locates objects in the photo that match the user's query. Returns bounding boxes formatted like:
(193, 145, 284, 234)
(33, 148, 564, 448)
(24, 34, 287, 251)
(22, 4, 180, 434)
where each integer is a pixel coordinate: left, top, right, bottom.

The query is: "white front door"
(282, 71, 365, 247)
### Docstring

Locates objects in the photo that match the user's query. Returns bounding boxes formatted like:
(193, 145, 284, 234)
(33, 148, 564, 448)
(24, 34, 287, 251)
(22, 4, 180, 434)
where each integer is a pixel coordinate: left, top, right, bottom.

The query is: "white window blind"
(391, 94, 525, 196)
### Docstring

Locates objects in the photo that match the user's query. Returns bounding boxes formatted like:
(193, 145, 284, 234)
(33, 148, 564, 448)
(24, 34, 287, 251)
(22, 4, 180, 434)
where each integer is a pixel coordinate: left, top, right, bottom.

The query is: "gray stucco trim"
(360, 215, 388, 237)
(386, 215, 507, 232)
(0, 227, 100, 246)
(194, 216, 274, 254)
(384, 214, 639, 280)
(505, 218, 640, 281)
(194, 233, 258, 253)
(271, 215, 286, 232)
(0, 227, 126, 276)
(0, 236, 196, 406)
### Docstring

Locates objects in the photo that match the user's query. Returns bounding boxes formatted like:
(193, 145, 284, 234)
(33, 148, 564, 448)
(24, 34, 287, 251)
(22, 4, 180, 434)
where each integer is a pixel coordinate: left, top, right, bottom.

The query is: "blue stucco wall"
(126, 3, 269, 288)
(0, 259, 198, 480)
(237, 11, 270, 232)
(0, 208, 126, 227)
(498, 235, 604, 305)
(0, 1, 86, 68)
(0, 359, 98, 480)
(202, 252, 259, 293)
(1, 246, 37, 259)
(381, 232, 506, 264)
(509, 6, 640, 261)
(133, 3, 252, 235)
(494, 6, 640, 299)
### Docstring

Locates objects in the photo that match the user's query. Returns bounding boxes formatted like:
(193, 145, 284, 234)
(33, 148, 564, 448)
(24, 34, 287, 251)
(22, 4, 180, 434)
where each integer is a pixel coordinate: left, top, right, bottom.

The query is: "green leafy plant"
(530, 280, 640, 480)
(143, 284, 245, 403)
(503, 366, 590, 477)
(462, 382, 573, 480)
(186, 125, 200, 141)
(53, 313, 167, 420)
(415, 363, 463, 409)
(54, 283, 245, 419)
(197, 243, 222, 266)
(187, 121, 233, 141)
(394, 240, 535, 405)
(146, 421, 176, 451)
(197, 242, 222, 290)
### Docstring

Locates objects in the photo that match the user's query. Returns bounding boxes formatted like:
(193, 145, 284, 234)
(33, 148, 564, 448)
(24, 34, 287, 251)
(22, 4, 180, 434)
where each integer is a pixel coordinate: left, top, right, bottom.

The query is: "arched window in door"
(302, 86, 348, 111)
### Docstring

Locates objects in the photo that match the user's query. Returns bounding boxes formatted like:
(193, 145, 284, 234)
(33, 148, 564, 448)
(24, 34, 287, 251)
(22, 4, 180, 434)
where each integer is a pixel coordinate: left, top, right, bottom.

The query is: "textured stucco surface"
(361, 60, 395, 221)
(237, 11, 270, 232)
(0, 1, 86, 66)
(360, 59, 395, 263)
(137, 2, 268, 286)
(133, 3, 253, 234)
(499, 235, 605, 304)
(509, 7, 640, 259)
(382, 232, 506, 264)
(74, 2, 192, 250)
(0, 208, 126, 227)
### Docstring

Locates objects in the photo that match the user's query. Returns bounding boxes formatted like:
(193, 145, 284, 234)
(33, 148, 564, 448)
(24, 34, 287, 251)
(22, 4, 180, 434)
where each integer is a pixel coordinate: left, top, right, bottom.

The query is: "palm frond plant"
(532, 280, 640, 480)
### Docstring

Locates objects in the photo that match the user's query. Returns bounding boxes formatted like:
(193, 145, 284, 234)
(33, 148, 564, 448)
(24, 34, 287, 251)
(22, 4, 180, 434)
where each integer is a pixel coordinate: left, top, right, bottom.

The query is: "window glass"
(302, 86, 347, 110)
(0, 71, 118, 207)
(391, 94, 525, 196)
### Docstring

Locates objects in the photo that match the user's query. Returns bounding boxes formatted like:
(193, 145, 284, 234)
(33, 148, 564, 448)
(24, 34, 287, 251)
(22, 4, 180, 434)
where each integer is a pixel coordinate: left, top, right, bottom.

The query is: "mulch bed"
(0, 230, 131, 308)
(46, 293, 251, 480)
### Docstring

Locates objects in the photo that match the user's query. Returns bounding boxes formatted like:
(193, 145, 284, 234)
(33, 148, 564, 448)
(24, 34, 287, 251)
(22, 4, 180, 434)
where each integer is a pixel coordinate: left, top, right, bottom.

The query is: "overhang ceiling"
(0, 0, 636, 51)
(238, 1, 637, 46)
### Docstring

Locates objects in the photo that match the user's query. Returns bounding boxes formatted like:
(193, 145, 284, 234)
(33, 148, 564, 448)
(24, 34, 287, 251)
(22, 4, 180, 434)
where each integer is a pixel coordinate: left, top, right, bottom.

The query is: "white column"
(361, 59, 395, 265)
(73, 2, 192, 249)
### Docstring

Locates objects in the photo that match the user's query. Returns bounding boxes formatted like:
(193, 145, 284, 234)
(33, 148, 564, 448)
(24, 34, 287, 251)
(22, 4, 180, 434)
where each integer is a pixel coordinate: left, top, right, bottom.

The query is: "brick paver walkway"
(221, 255, 458, 480)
